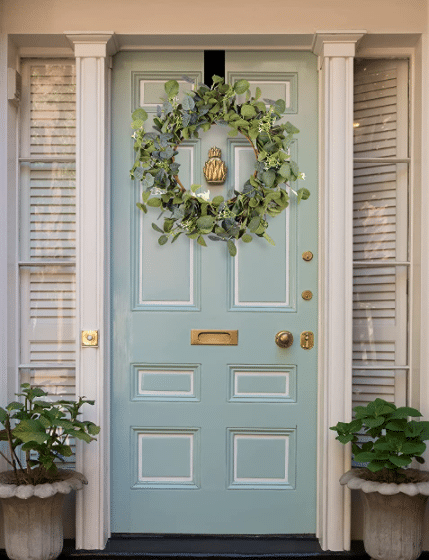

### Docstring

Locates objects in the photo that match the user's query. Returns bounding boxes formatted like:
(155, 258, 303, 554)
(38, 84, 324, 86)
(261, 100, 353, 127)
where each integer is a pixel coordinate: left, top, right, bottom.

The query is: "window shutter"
(19, 61, 77, 467)
(352, 59, 409, 410)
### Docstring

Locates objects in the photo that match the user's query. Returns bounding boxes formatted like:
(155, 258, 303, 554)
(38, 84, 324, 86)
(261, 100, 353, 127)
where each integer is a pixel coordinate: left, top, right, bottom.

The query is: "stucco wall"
(1, 0, 428, 35)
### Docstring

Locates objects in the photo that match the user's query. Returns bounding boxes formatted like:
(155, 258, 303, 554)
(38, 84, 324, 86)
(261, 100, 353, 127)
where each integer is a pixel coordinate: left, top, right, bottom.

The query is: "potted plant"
(0, 383, 100, 560)
(331, 398, 429, 560)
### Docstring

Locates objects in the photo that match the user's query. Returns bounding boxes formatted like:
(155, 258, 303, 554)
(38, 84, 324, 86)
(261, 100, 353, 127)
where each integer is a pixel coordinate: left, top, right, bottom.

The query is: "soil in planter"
(356, 467, 429, 484)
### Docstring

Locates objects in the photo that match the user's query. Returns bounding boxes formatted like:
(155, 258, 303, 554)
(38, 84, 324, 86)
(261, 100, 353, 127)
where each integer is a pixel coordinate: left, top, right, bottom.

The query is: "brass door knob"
(275, 331, 293, 348)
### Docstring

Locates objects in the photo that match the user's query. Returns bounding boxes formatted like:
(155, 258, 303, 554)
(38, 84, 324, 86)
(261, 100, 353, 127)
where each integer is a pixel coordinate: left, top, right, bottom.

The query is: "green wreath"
(130, 76, 309, 256)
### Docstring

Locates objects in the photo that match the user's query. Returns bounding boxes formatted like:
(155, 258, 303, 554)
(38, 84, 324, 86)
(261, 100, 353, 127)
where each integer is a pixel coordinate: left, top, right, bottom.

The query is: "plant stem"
(25, 450, 32, 479)
(0, 449, 16, 469)
(174, 175, 186, 193)
(5, 419, 21, 478)
(241, 131, 259, 160)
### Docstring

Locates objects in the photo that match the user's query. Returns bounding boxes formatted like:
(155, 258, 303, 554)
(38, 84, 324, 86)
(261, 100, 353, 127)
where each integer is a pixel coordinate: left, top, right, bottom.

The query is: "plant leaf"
(132, 108, 148, 122)
(227, 239, 237, 257)
(164, 80, 179, 98)
(234, 79, 250, 95)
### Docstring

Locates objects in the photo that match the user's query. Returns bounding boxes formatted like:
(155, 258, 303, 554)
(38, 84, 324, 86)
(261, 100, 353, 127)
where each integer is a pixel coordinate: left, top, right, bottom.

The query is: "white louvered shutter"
(353, 59, 409, 410)
(19, 61, 77, 466)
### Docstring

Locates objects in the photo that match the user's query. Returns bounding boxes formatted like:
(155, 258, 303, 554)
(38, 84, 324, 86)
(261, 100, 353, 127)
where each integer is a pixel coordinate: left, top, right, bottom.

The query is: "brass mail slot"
(191, 329, 238, 345)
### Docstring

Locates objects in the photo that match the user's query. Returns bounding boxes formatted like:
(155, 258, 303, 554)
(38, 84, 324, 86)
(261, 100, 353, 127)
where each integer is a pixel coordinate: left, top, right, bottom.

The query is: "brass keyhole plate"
(300, 331, 314, 350)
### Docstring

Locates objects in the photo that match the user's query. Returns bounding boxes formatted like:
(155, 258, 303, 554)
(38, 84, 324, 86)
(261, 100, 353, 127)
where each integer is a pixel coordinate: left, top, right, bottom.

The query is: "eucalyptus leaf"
(196, 216, 215, 231)
(182, 95, 195, 111)
(152, 223, 164, 234)
(227, 239, 237, 256)
(132, 108, 148, 121)
(212, 196, 224, 206)
(147, 198, 162, 207)
(241, 104, 257, 118)
(274, 99, 286, 114)
(234, 79, 250, 95)
(262, 169, 276, 188)
(164, 79, 180, 98)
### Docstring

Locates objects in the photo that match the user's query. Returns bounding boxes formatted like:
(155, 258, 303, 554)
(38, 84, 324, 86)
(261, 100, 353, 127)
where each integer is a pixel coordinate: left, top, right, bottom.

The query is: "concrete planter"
(341, 468, 429, 560)
(0, 470, 87, 560)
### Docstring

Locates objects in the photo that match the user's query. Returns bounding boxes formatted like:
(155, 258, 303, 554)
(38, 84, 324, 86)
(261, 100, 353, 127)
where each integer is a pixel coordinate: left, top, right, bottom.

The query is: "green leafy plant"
(0, 384, 100, 485)
(330, 398, 429, 482)
(130, 76, 309, 256)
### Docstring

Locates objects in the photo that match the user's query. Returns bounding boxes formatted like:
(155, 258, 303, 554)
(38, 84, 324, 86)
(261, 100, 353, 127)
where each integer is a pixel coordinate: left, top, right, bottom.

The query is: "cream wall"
(2, 0, 429, 35)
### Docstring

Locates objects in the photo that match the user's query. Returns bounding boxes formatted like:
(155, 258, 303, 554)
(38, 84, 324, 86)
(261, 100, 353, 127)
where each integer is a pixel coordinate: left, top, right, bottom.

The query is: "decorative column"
(65, 32, 117, 550)
(313, 31, 365, 552)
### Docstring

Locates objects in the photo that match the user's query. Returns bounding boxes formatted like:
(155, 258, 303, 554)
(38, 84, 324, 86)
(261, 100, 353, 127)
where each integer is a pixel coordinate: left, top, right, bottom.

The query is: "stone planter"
(341, 468, 429, 560)
(0, 470, 87, 560)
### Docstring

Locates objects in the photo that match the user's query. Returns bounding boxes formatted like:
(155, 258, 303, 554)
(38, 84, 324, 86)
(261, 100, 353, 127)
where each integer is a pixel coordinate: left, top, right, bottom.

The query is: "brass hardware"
(82, 330, 98, 347)
(302, 251, 313, 262)
(300, 331, 314, 350)
(191, 329, 238, 345)
(301, 290, 313, 301)
(275, 331, 294, 349)
(203, 147, 227, 185)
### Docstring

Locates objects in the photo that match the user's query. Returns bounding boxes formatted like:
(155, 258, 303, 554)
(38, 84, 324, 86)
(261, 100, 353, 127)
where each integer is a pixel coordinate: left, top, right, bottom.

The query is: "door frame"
(2, 29, 425, 553)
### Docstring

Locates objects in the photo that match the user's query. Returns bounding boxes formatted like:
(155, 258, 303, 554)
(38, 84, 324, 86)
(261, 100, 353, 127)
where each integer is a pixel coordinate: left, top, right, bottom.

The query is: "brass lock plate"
(82, 330, 98, 347)
(301, 290, 313, 301)
(191, 329, 238, 345)
(300, 331, 314, 350)
(302, 251, 313, 262)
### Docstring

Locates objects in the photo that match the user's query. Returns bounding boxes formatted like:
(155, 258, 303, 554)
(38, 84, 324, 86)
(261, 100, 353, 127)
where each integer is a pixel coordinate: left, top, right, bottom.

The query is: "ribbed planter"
(341, 468, 429, 560)
(0, 470, 87, 560)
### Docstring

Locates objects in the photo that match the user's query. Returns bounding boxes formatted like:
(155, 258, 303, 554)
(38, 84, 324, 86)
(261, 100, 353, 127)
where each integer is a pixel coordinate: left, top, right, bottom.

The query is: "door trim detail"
(65, 31, 366, 552)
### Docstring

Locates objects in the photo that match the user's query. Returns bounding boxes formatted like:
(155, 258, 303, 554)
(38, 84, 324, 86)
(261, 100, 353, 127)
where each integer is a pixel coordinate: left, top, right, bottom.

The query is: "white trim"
(313, 31, 365, 552)
(0, 34, 8, 416)
(0, 34, 19, 468)
(67, 33, 116, 550)
(420, 34, 429, 458)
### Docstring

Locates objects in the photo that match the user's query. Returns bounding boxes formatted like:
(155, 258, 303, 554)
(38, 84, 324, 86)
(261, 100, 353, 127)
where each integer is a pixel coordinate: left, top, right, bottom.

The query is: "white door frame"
(5, 29, 426, 553)
(64, 30, 364, 551)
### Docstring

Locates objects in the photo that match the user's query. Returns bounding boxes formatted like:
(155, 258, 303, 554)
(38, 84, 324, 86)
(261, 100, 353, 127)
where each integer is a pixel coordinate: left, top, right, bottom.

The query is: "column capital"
(312, 31, 366, 58)
(65, 32, 118, 58)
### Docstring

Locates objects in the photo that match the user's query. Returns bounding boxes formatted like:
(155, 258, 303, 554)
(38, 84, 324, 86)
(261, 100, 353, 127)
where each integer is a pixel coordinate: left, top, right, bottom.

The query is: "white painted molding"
(420, 33, 429, 461)
(0, 35, 19, 476)
(313, 31, 365, 552)
(313, 31, 366, 68)
(69, 33, 116, 550)
(0, 34, 9, 454)
(65, 32, 118, 57)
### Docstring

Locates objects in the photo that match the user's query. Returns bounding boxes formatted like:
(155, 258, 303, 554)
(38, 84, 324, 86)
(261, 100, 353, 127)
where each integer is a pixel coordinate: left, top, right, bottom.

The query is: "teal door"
(111, 51, 318, 534)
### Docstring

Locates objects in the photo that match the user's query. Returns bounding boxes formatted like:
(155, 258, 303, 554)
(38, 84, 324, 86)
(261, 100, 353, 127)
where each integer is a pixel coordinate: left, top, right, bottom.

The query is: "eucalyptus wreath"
(130, 76, 309, 256)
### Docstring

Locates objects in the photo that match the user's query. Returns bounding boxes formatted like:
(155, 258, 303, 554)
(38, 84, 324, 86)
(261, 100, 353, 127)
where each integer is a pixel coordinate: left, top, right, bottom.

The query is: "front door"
(111, 51, 318, 534)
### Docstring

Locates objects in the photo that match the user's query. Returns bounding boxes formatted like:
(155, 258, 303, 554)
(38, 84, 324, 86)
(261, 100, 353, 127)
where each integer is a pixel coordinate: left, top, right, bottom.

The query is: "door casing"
(0, 30, 380, 552)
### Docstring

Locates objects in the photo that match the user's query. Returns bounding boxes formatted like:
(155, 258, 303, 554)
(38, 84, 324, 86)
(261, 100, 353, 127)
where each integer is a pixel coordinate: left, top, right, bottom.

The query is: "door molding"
(65, 32, 116, 551)
(313, 31, 365, 551)
(68, 30, 365, 551)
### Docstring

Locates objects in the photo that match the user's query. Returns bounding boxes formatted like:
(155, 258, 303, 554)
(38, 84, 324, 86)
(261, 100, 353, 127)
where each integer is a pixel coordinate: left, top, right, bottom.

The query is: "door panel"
(111, 51, 318, 534)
